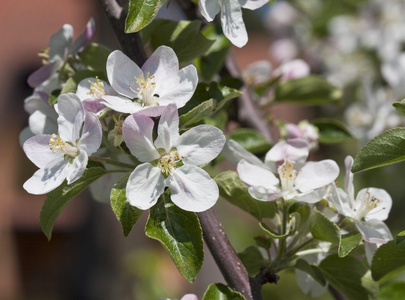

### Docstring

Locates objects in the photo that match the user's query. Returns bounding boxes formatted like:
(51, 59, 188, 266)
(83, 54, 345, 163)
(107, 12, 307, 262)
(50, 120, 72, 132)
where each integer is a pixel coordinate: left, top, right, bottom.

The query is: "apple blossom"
(23, 93, 102, 195)
(282, 121, 319, 151)
(122, 104, 225, 212)
(101, 46, 198, 114)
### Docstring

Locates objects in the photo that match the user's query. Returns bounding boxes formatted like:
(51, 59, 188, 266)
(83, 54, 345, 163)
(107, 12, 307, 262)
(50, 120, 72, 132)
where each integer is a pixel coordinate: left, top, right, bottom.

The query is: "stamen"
(128, 72, 159, 106)
(88, 77, 107, 99)
(157, 152, 181, 176)
(49, 133, 79, 157)
(278, 160, 297, 192)
(354, 189, 381, 220)
(38, 48, 49, 65)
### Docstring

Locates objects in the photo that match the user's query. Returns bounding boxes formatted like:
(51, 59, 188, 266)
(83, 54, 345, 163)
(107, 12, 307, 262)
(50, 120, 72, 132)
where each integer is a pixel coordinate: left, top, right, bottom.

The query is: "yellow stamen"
(88, 77, 107, 99)
(49, 133, 79, 157)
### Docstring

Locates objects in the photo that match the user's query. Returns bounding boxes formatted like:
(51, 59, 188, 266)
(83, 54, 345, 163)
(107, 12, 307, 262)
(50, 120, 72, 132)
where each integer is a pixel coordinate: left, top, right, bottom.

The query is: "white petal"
(239, 0, 269, 10)
(154, 104, 180, 153)
(344, 156, 355, 201)
(355, 219, 393, 244)
(23, 134, 62, 168)
(122, 113, 160, 162)
(142, 46, 179, 83)
(66, 151, 88, 184)
(248, 186, 281, 201)
(126, 163, 165, 210)
(220, 0, 248, 48)
(265, 138, 309, 172)
(293, 189, 327, 203)
(356, 188, 392, 221)
(23, 158, 70, 194)
(199, 0, 220, 21)
(295, 160, 339, 193)
(49, 24, 73, 60)
(237, 159, 279, 189)
(57, 93, 84, 142)
(177, 125, 225, 166)
(101, 95, 142, 114)
(106, 50, 142, 99)
(221, 139, 265, 167)
(70, 18, 96, 54)
(167, 165, 218, 212)
(79, 112, 102, 155)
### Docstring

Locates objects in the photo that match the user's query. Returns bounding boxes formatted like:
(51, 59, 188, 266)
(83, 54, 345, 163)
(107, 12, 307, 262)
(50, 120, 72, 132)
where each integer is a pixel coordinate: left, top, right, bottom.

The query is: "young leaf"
(214, 171, 276, 220)
(238, 246, 267, 275)
(208, 81, 242, 111)
(78, 43, 111, 72)
(60, 70, 106, 95)
(202, 283, 246, 300)
(352, 128, 405, 173)
(274, 75, 342, 105)
(310, 209, 340, 245)
(393, 99, 405, 116)
(227, 128, 271, 154)
(339, 231, 362, 257)
(312, 118, 353, 144)
(294, 259, 327, 287)
(145, 194, 204, 283)
(110, 172, 144, 236)
(179, 99, 216, 128)
(125, 0, 167, 33)
(40, 165, 108, 240)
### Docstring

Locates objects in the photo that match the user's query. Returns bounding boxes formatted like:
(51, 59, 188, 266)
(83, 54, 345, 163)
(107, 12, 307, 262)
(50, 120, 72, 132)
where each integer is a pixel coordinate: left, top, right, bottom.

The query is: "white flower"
(283, 121, 319, 151)
(328, 156, 393, 263)
(198, 0, 268, 48)
(122, 104, 225, 212)
(23, 93, 102, 194)
(101, 46, 198, 114)
(273, 59, 310, 81)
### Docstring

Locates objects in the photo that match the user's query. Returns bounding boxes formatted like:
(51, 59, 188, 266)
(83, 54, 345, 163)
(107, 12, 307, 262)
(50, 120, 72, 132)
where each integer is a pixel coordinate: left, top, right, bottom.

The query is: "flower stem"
(89, 156, 136, 169)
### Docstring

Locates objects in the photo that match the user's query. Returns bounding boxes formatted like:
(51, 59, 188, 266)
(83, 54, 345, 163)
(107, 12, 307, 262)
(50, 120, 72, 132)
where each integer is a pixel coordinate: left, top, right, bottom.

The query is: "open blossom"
(282, 120, 319, 150)
(122, 104, 225, 212)
(328, 156, 392, 263)
(236, 139, 339, 202)
(101, 46, 198, 114)
(23, 93, 102, 195)
(198, 0, 268, 48)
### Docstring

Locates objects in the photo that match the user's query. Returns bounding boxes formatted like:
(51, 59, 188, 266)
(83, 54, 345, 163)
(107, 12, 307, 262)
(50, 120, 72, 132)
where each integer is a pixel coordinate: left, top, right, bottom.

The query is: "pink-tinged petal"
(23, 158, 70, 195)
(293, 189, 327, 203)
(126, 163, 165, 210)
(239, 0, 268, 10)
(122, 114, 160, 162)
(79, 112, 102, 155)
(248, 186, 281, 201)
(155, 64, 198, 109)
(82, 99, 105, 114)
(199, 0, 220, 21)
(107, 50, 142, 99)
(181, 294, 198, 300)
(237, 159, 279, 189)
(134, 105, 166, 117)
(265, 138, 309, 172)
(295, 160, 339, 193)
(356, 188, 392, 221)
(273, 59, 310, 81)
(66, 151, 88, 184)
(23, 134, 62, 168)
(222, 139, 265, 167)
(71, 18, 96, 54)
(101, 95, 142, 114)
(154, 104, 180, 153)
(27, 62, 58, 88)
(142, 46, 179, 83)
(57, 93, 84, 142)
(49, 24, 73, 60)
(220, 1, 248, 48)
(177, 125, 226, 166)
(355, 219, 393, 244)
(167, 165, 218, 212)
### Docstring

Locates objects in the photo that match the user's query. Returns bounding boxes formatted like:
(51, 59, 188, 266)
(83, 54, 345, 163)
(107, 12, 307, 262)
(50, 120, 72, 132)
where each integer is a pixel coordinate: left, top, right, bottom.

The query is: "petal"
(106, 50, 142, 98)
(265, 138, 309, 172)
(101, 95, 142, 114)
(344, 156, 355, 201)
(221, 139, 265, 167)
(181, 294, 198, 300)
(220, 0, 248, 48)
(154, 104, 180, 153)
(28, 110, 57, 136)
(66, 151, 88, 184)
(293, 189, 327, 203)
(355, 219, 393, 244)
(57, 93, 84, 142)
(122, 113, 160, 162)
(167, 165, 219, 212)
(177, 125, 225, 166)
(356, 188, 392, 221)
(237, 159, 279, 189)
(239, 0, 269, 10)
(49, 24, 73, 60)
(23, 134, 62, 168)
(126, 163, 165, 210)
(248, 186, 281, 201)
(23, 158, 69, 194)
(199, 0, 220, 21)
(27, 62, 58, 88)
(79, 112, 102, 155)
(142, 46, 179, 83)
(70, 18, 96, 54)
(295, 159, 339, 193)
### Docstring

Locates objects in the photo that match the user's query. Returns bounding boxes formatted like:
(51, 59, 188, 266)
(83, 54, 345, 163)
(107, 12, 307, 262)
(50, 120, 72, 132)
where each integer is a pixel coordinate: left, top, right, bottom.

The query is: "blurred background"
(2, 0, 405, 299)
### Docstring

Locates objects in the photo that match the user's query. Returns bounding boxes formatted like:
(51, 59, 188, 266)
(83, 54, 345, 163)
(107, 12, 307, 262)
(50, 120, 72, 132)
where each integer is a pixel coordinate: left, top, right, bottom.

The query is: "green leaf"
(396, 230, 405, 244)
(310, 209, 340, 245)
(48, 89, 61, 105)
(40, 166, 108, 240)
(294, 259, 326, 287)
(125, 0, 166, 33)
(110, 173, 143, 236)
(202, 283, 246, 300)
(60, 70, 106, 95)
(78, 43, 111, 72)
(179, 99, 216, 128)
(214, 171, 276, 220)
(312, 118, 353, 144)
(141, 19, 214, 64)
(393, 99, 405, 116)
(339, 231, 362, 257)
(371, 236, 405, 281)
(379, 282, 405, 300)
(145, 194, 204, 283)
(238, 246, 267, 275)
(194, 24, 231, 81)
(227, 128, 271, 154)
(352, 128, 405, 173)
(319, 255, 372, 300)
(274, 75, 342, 105)
(208, 81, 242, 111)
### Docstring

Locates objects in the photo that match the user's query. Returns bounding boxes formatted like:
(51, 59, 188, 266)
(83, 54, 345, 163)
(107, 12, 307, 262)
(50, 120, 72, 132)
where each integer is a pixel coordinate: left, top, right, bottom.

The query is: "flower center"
(157, 152, 181, 176)
(108, 114, 124, 147)
(88, 77, 107, 99)
(49, 133, 79, 158)
(129, 72, 159, 107)
(278, 160, 297, 193)
(354, 189, 380, 220)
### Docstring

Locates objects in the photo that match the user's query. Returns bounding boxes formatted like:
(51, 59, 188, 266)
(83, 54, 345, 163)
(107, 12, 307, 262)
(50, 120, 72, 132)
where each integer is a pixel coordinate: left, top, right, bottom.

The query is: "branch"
(98, 0, 147, 66)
